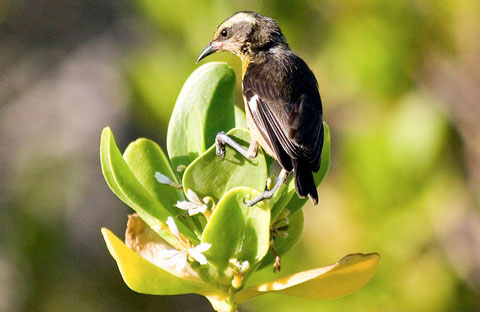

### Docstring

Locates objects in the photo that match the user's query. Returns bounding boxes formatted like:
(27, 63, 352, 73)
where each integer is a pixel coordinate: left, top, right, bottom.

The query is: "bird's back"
(242, 47, 324, 173)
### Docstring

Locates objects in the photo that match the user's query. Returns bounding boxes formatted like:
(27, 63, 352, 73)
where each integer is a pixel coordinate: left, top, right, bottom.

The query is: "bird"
(197, 11, 324, 207)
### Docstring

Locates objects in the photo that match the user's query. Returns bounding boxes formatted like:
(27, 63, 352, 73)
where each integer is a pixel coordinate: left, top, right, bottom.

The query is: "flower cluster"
(159, 216, 211, 272)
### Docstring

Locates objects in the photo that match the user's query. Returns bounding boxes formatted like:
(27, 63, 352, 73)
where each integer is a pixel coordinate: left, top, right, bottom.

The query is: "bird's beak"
(196, 41, 222, 63)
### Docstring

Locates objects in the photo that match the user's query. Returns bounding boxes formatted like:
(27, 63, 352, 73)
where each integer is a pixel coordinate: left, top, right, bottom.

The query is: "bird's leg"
(215, 131, 258, 160)
(246, 169, 290, 207)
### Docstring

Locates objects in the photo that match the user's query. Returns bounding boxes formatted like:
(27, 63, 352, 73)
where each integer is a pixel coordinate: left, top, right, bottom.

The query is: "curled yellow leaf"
(101, 227, 215, 296)
(237, 253, 380, 303)
(125, 213, 201, 282)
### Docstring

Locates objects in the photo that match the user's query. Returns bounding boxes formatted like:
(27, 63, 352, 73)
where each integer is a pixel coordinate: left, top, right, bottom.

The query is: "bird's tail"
(293, 159, 318, 205)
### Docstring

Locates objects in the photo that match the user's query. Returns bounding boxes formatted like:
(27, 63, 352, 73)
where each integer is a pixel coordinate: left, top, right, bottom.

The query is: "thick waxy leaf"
(183, 128, 268, 202)
(201, 187, 270, 274)
(123, 138, 183, 214)
(100, 127, 198, 245)
(258, 209, 304, 269)
(237, 253, 380, 303)
(234, 105, 248, 129)
(284, 122, 331, 214)
(272, 209, 304, 255)
(102, 228, 215, 295)
(167, 62, 236, 174)
(269, 184, 296, 222)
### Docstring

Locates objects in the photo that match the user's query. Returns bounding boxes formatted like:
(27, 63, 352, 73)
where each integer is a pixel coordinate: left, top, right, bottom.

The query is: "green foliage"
(234, 105, 248, 129)
(258, 208, 304, 270)
(167, 62, 236, 174)
(124, 138, 183, 213)
(100, 63, 378, 311)
(100, 127, 197, 246)
(201, 187, 270, 275)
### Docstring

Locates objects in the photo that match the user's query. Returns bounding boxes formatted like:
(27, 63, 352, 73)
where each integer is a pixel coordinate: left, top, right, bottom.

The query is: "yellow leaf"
(101, 228, 216, 296)
(236, 253, 380, 303)
(124, 214, 201, 282)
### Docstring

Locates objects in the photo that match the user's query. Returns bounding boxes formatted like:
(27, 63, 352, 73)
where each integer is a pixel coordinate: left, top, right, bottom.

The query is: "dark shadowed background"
(1, 0, 479, 311)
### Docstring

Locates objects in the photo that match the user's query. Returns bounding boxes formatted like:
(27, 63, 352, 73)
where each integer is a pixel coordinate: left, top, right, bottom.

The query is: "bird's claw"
(245, 190, 273, 207)
(216, 146, 226, 160)
(215, 131, 226, 160)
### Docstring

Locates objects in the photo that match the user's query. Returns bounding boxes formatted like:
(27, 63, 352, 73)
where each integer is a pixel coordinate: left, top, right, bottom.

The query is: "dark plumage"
(197, 11, 324, 205)
(243, 46, 324, 203)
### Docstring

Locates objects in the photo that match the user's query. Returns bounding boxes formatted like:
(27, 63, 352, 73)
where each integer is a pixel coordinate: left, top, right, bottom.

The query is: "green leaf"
(100, 127, 198, 245)
(101, 228, 216, 296)
(183, 128, 268, 202)
(285, 122, 331, 214)
(201, 187, 270, 274)
(237, 253, 380, 303)
(174, 104, 203, 168)
(122, 138, 201, 233)
(234, 105, 248, 129)
(269, 184, 296, 222)
(273, 209, 304, 255)
(123, 138, 183, 214)
(258, 209, 304, 270)
(167, 62, 236, 174)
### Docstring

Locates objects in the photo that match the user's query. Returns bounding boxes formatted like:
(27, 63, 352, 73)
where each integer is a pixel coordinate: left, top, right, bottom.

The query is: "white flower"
(158, 216, 211, 272)
(236, 260, 250, 272)
(154, 172, 182, 189)
(154, 172, 172, 184)
(159, 243, 212, 272)
(187, 243, 211, 265)
(230, 259, 250, 273)
(166, 216, 180, 239)
(176, 189, 208, 216)
(176, 201, 207, 215)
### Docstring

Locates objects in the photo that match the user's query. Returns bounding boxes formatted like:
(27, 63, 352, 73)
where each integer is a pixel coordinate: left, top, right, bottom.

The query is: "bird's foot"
(215, 131, 226, 160)
(245, 189, 274, 207)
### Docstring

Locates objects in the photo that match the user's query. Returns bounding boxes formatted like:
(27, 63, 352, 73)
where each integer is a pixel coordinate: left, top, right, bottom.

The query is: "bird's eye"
(221, 29, 228, 37)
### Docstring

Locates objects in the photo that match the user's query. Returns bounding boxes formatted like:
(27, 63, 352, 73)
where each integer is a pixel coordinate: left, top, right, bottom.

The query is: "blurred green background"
(1, 0, 479, 311)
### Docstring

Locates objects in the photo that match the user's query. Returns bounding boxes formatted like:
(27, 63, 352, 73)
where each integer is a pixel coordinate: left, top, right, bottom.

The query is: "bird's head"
(197, 11, 287, 63)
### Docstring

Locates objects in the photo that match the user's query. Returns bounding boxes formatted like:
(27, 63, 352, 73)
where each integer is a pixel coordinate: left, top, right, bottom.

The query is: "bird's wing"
(244, 61, 324, 172)
(246, 94, 294, 171)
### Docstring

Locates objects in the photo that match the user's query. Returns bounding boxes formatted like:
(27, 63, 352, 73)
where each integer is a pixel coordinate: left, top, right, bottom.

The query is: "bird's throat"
(240, 55, 251, 78)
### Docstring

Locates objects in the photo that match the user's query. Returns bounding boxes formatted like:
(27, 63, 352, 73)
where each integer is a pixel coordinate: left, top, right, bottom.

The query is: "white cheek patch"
(248, 95, 259, 113)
